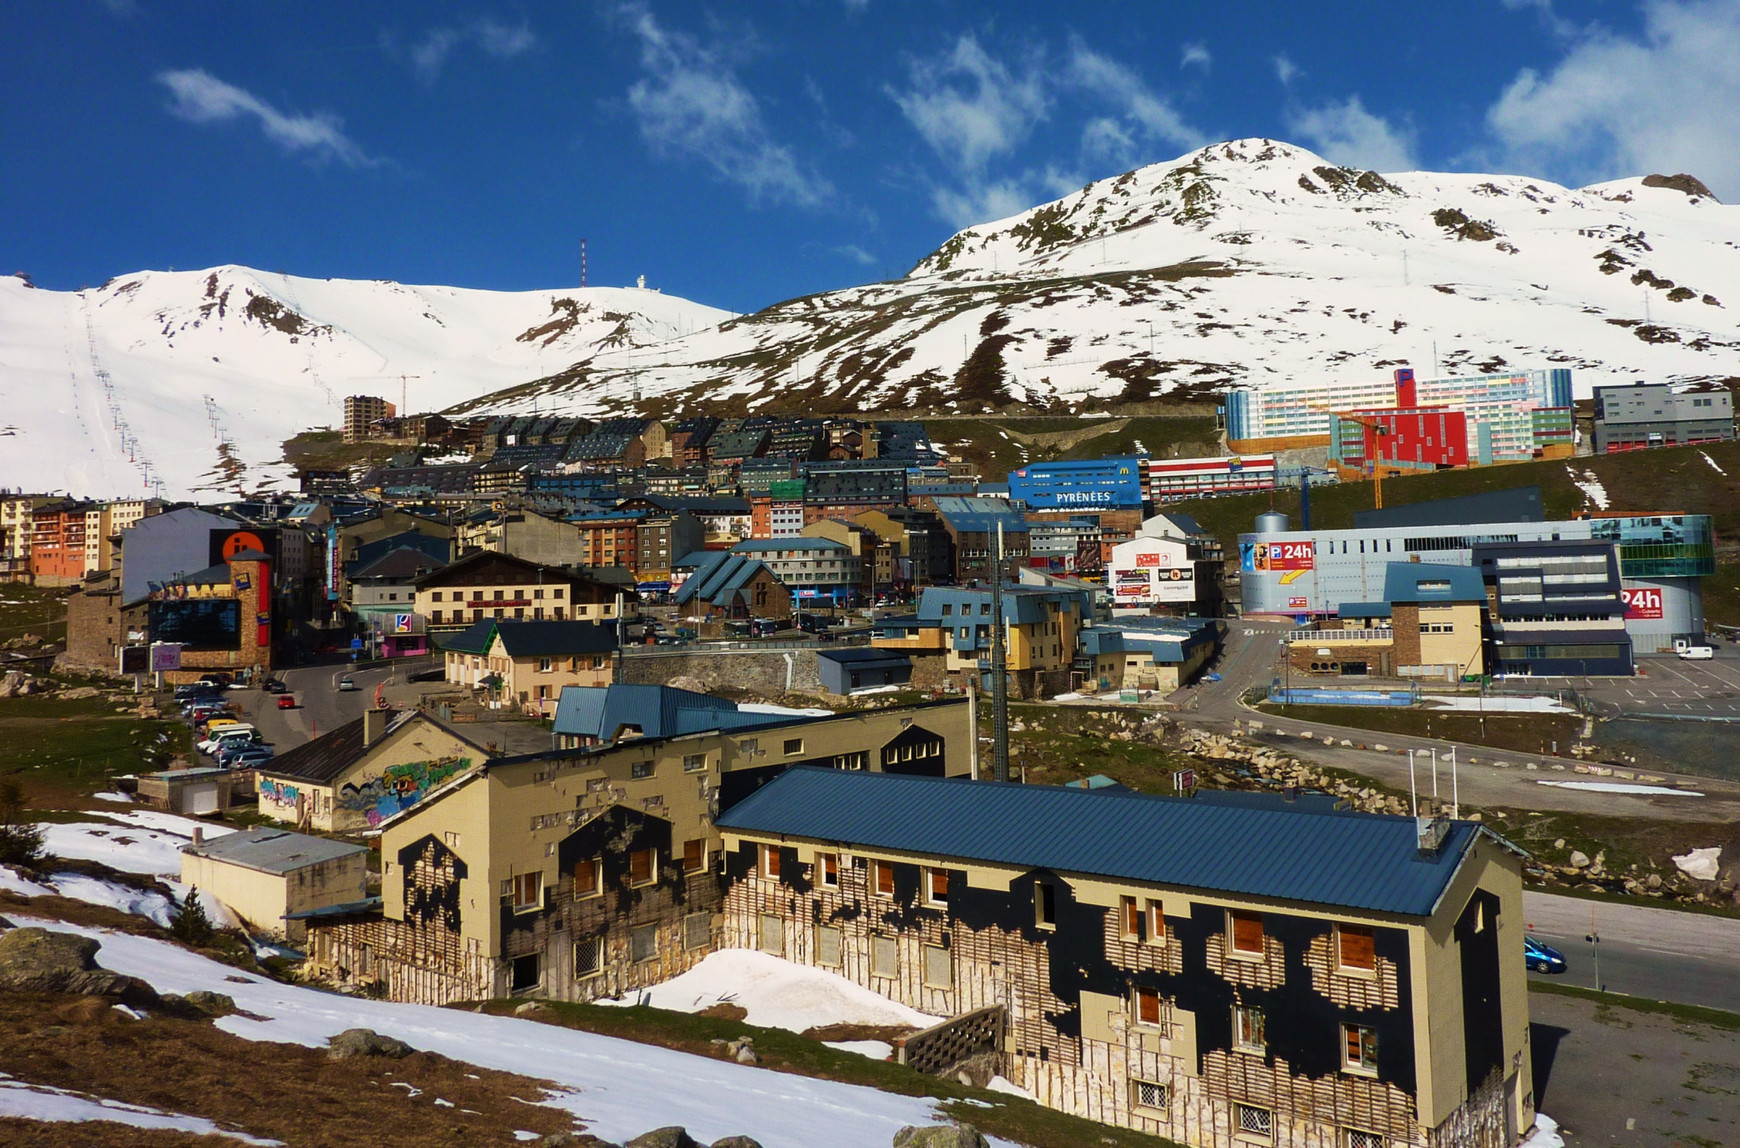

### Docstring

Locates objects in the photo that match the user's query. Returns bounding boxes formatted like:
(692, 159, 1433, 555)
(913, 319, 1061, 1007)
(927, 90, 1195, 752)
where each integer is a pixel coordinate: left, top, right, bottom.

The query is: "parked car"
(276, 695, 297, 710)
(220, 745, 276, 768)
(261, 679, 289, 694)
(336, 675, 359, 692)
(199, 726, 259, 756)
(1679, 645, 1715, 660)
(1524, 935, 1567, 974)
(751, 618, 781, 637)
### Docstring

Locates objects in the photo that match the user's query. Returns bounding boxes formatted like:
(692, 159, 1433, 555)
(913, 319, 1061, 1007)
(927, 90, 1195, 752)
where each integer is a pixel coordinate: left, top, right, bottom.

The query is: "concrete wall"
(618, 647, 823, 695)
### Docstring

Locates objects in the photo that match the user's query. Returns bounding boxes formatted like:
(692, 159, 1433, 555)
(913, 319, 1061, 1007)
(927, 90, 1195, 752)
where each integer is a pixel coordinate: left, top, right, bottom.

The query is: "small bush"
(0, 778, 45, 867)
(171, 888, 215, 947)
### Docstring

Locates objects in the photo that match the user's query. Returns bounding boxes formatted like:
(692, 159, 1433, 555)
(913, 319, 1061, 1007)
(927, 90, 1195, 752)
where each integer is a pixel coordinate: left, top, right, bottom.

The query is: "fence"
(894, 1005, 1005, 1078)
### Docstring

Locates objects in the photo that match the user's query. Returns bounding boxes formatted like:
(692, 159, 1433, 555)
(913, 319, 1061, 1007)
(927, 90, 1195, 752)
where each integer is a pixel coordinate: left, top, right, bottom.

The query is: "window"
(573, 857, 601, 900)
(1035, 881, 1057, 930)
(493, 589, 504, 601)
(630, 924, 658, 962)
(759, 913, 785, 953)
(443, 830, 462, 848)
(783, 737, 804, 756)
(1337, 924, 1376, 972)
(1121, 895, 1142, 940)
(762, 844, 782, 879)
(941, 603, 953, 616)
(818, 853, 839, 888)
(553, 588, 564, 599)
(873, 860, 894, 898)
(683, 911, 711, 951)
(816, 924, 842, 967)
(926, 868, 950, 906)
(511, 953, 541, 992)
(1233, 1004, 1266, 1054)
(533, 588, 544, 600)
(683, 839, 706, 873)
(431, 591, 443, 603)
(1131, 1078, 1170, 1112)
(1346, 1131, 1385, 1148)
(538, 657, 553, 673)
(682, 753, 706, 772)
(510, 871, 542, 913)
(630, 760, 654, 779)
(1133, 986, 1163, 1028)
(1229, 911, 1265, 957)
(1147, 901, 1167, 944)
(1235, 1103, 1273, 1141)
(924, 944, 952, 988)
(1342, 1023, 1378, 1075)
(574, 936, 603, 979)
(872, 935, 898, 978)
(629, 847, 656, 887)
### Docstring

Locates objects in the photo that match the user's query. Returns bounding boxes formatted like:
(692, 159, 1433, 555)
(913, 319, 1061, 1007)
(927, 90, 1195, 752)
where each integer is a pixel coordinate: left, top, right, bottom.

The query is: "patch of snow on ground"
(1420, 696, 1574, 713)
(99, 810, 238, 839)
(17, 920, 1006, 1148)
(598, 949, 940, 1032)
(736, 703, 836, 718)
(1517, 1114, 1564, 1148)
(1537, 781, 1703, 796)
(1702, 451, 1727, 476)
(824, 1040, 893, 1059)
(35, 822, 191, 876)
(0, 866, 55, 897)
(93, 791, 134, 803)
(986, 1075, 1035, 1100)
(45, 874, 176, 927)
(0, 1072, 282, 1145)
(1566, 465, 1610, 510)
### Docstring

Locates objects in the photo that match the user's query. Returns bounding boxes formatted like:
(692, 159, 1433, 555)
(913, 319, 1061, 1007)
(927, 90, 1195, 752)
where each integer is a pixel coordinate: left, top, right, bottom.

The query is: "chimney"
(363, 708, 390, 747)
(191, 826, 204, 846)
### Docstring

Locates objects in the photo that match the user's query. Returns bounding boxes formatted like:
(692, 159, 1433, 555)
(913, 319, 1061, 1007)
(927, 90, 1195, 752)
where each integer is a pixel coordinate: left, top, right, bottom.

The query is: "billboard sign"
(208, 527, 275, 568)
(325, 523, 341, 601)
(1288, 596, 1309, 609)
(148, 600, 240, 650)
(1006, 457, 1145, 510)
(149, 642, 183, 673)
(394, 613, 414, 634)
(1133, 551, 1170, 568)
(119, 645, 150, 675)
(1622, 587, 1664, 620)
(1260, 541, 1315, 572)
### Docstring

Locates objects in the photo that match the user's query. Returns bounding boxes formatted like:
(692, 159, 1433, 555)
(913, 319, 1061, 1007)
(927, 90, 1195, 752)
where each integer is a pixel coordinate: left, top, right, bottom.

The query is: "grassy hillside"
(1179, 438, 1740, 625)
(924, 413, 1219, 477)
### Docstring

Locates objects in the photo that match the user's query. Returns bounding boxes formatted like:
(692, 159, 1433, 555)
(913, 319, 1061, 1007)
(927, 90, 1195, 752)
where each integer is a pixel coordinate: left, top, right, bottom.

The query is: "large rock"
(326, 1028, 414, 1060)
(1673, 847, 1722, 881)
(0, 928, 158, 1006)
(626, 1130, 701, 1148)
(710, 1139, 765, 1148)
(892, 1125, 989, 1148)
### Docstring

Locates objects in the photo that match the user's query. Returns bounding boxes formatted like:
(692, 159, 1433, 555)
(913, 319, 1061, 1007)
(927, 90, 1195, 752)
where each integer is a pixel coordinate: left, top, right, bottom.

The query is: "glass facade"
(1587, 515, 1717, 578)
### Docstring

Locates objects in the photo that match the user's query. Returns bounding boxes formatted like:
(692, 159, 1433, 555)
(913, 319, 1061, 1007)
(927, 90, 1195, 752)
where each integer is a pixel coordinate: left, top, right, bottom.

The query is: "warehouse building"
(1592, 382, 1734, 453)
(1006, 457, 1147, 511)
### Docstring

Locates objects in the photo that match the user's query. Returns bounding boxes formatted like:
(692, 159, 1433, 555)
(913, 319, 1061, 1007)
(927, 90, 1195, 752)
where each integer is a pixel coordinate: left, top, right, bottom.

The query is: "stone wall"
(617, 647, 822, 695)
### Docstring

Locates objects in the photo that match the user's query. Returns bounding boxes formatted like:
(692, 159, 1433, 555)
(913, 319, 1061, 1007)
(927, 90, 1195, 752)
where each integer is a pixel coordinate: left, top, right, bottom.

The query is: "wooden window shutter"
(876, 861, 894, 896)
(573, 858, 598, 897)
(1339, 924, 1376, 970)
(1122, 896, 1141, 938)
(1136, 987, 1161, 1026)
(629, 847, 654, 885)
(1230, 911, 1264, 954)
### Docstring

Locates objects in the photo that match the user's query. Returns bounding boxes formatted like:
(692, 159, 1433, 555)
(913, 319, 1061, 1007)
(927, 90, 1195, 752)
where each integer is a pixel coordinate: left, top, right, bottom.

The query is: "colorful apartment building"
(1329, 408, 1470, 479)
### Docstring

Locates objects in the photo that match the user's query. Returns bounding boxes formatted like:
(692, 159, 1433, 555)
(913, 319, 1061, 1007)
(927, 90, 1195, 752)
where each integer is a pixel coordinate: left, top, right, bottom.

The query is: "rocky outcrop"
(0, 927, 159, 1006)
(326, 1027, 414, 1060)
(892, 1125, 989, 1148)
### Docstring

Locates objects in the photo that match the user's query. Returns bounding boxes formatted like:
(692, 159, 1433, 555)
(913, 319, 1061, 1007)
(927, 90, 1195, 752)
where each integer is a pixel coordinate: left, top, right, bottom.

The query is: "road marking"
(1634, 946, 1707, 960)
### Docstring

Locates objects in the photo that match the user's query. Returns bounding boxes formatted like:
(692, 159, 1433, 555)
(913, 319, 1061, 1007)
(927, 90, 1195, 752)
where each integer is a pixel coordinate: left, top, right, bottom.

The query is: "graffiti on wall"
(259, 778, 301, 812)
(338, 756, 473, 828)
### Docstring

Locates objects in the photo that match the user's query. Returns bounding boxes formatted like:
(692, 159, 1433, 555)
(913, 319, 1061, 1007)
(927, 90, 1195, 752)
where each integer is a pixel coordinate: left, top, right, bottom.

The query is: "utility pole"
(991, 522, 1010, 783)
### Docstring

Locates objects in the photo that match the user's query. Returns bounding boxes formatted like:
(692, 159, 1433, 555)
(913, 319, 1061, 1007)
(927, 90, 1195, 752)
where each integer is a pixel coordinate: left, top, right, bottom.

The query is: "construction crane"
(350, 374, 422, 415)
(1341, 414, 1392, 509)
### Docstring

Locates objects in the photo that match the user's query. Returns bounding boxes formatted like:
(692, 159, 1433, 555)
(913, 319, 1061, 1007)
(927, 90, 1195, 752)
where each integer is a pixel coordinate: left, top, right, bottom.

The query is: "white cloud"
(834, 243, 877, 265)
(155, 69, 376, 166)
(621, 4, 830, 207)
(407, 18, 536, 80)
(1066, 41, 1207, 159)
(1487, 0, 1740, 199)
(1180, 41, 1211, 71)
(1273, 54, 1300, 86)
(1287, 95, 1417, 171)
(889, 34, 1048, 172)
(928, 179, 1045, 230)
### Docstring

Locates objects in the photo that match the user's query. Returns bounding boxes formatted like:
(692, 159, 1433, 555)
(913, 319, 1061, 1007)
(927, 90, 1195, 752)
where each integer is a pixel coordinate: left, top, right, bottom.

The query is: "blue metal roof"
(731, 538, 849, 553)
(717, 769, 1487, 917)
(1383, 562, 1486, 604)
(673, 553, 777, 606)
(928, 496, 1028, 535)
(816, 648, 912, 666)
(551, 684, 786, 742)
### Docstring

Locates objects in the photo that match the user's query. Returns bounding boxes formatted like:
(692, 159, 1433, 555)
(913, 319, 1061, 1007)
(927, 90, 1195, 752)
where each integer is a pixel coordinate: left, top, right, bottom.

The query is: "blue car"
(1524, 935, 1567, 974)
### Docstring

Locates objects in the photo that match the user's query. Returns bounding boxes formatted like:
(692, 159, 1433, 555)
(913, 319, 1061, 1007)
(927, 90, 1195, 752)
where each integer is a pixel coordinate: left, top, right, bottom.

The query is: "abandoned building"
(715, 769, 1531, 1148)
(301, 700, 976, 1007)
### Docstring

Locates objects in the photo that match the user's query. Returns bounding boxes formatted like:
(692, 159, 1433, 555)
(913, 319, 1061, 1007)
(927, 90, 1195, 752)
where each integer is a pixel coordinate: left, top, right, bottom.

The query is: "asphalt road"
(1523, 891, 1740, 1013)
(227, 659, 404, 752)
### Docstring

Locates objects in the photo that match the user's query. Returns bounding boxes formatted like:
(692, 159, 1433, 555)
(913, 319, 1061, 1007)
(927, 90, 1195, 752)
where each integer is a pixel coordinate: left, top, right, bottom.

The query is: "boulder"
(59, 686, 101, 700)
(626, 1129, 701, 1148)
(1568, 851, 1591, 870)
(892, 1125, 989, 1148)
(710, 1139, 765, 1148)
(514, 1001, 550, 1017)
(326, 1028, 414, 1060)
(1673, 847, 1722, 882)
(0, 928, 158, 1006)
(179, 990, 236, 1016)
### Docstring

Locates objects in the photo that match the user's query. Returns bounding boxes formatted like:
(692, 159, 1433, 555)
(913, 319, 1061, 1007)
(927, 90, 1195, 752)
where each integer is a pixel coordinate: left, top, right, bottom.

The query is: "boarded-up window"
(924, 944, 952, 988)
(574, 936, 602, 979)
(1338, 924, 1376, 971)
(872, 935, 898, 978)
(816, 924, 842, 967)
(763, 845, 781, 879)
(1121, 895, 1141, 939)
(630, 924, 658, 963)
(511, 872, 541, 912)
(759, 914, 784, 954)
(683, 912, 710, 951)
(1230, 911, 1264, 955)
(1134, 986, 1162, 1027)
(1148, 900, 1167, 943)
(927, 868, 949, 905)
(629, 848, 655, 886)
(683, 839, 705, 873)
(819, 853, 839, 888)
(874, 860, 894, 897)
(573, 857, 601, 899)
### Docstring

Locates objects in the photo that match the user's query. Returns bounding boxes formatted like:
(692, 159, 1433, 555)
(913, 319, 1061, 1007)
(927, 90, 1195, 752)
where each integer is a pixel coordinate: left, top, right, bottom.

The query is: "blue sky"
(5, 1, 1738, 313)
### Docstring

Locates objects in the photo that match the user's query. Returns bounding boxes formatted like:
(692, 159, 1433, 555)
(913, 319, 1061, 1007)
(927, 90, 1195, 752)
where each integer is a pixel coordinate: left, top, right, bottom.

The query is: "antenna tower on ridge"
(581, 238, 588, 289)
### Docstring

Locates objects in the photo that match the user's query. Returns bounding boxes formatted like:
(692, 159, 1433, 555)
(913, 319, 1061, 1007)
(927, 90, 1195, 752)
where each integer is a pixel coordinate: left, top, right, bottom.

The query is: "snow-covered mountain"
(0, 267, 728, 499)
(469, 137, 1740, 419)
(5, 138, 1738, 500)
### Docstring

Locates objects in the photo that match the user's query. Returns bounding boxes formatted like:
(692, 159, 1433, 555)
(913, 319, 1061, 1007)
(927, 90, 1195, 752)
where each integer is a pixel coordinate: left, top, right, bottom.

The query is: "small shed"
(136, 767, 237, 816)
(180, 826, 369, 943)
(817, 647, 913, 695)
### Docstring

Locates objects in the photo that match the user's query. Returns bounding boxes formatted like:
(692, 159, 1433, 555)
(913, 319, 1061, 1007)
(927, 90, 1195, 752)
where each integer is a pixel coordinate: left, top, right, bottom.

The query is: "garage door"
(184, 783, 219, 816)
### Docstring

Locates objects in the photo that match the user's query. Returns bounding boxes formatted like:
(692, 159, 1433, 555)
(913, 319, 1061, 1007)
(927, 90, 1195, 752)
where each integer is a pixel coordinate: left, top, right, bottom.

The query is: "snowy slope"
(12, 919, 1010, 1148)
(0, 268, 728, 500)
(462, 138, 1740, 421)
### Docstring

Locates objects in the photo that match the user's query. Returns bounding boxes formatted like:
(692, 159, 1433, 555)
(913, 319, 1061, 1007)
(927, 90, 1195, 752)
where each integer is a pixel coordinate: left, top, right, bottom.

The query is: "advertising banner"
(149, 642, 183, 672)
(1116, 569, 1151, 585)
(118, 645, 150, 675)
(1260, 541, 1315, 572)
(1622, 587, 1664, 620)
(1007, 457, 1145, 510)
(326, 524, 341, 601)
(209, 527, 275, 568)
(1134, 552, 1169, 568)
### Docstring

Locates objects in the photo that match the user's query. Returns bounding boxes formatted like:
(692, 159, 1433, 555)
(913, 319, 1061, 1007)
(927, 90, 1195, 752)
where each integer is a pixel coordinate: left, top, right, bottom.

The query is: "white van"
(1679, 645, 1715, 660)
(198, 724, 258, 754)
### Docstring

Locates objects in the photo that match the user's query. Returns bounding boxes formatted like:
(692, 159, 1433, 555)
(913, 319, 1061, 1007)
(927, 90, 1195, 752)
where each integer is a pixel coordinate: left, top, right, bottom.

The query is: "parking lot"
(1527, 653, 1740, 720)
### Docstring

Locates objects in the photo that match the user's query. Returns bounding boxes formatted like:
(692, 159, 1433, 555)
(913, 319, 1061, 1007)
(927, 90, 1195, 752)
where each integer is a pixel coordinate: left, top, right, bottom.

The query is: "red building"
(1330, 407, 1469, 479)
(29, 500, 93, 586)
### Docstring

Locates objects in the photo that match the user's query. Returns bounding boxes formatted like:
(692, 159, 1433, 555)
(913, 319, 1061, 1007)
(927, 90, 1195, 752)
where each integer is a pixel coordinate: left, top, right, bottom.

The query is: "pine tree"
(171, 887, 215, 946)
(0, 778, 45, 868)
